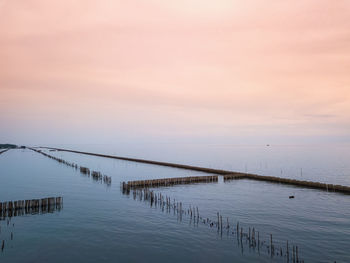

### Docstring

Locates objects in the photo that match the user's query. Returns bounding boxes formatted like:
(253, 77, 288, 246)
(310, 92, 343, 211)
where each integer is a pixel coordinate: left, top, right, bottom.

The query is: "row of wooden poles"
(121, 175, 218, 193)
(34, 146, 310, 262)
(0, 149, 9, 155)
(29, 148, 112, 186)
(39, 147, 350, 195)
(30, 147, 78, 168)
(223, 173, 350, 194)
(127, 188, 303, 263)
(0, 197, 63, 252)
(0, 197, 63, 219)
(79, 167, 112, 184)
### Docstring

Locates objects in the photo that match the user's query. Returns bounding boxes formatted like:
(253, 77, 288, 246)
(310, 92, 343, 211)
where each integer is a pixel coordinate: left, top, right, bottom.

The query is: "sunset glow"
(1, 0, 349, 144)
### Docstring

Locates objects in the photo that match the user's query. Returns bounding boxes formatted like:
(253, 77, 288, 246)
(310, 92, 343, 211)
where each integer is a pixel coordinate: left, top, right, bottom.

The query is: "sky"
(1, 0, 350, 145)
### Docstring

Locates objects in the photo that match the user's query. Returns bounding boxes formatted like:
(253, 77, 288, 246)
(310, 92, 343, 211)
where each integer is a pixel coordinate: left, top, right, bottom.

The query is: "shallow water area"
(0, 147, 349, 262)
(48, 143, 350, 186)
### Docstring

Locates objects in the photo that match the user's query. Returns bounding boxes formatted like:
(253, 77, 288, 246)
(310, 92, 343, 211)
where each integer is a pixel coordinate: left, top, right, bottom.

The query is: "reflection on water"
(0, 148, 349, 262)
(0, 199, 63, 254)
(0, 218, 15, 253)
(1, 197, 63, 220)
(125, 187, 304, 262)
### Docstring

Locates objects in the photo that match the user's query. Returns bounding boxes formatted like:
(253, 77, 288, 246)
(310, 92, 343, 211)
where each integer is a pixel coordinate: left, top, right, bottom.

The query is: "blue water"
(1, 146, 350, 262)
(47, 143, 350, 186)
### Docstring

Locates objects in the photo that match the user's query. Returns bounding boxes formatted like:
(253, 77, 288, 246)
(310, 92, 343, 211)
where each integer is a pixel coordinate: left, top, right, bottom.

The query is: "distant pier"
(39, 147, 350, 194)
(224, 173, 350, 194)
(122, 175, 218, 192)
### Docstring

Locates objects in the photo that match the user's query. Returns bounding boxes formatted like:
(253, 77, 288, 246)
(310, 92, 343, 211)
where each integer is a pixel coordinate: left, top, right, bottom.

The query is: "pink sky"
(1, 0, 349, 144)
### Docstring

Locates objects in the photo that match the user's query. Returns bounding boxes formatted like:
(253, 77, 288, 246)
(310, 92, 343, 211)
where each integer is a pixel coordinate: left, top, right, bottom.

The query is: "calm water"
(48, 143, 350, 186)
(1, 145, 350, 262)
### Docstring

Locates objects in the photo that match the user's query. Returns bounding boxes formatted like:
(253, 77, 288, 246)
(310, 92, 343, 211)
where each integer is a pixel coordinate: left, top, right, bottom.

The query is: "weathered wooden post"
(217, 212, 220, 230)
(296, 246, 299, 262)
(270, 234, 273, 256)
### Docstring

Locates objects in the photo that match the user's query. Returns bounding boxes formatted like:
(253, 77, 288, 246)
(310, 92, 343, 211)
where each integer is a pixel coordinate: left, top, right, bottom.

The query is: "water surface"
(0, 147, 349, 262)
